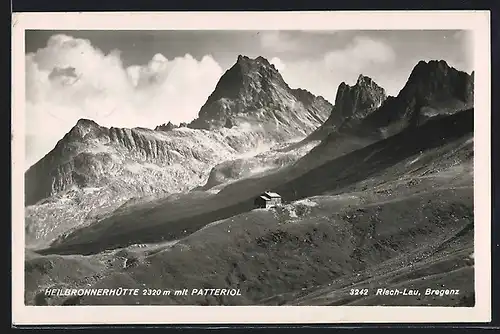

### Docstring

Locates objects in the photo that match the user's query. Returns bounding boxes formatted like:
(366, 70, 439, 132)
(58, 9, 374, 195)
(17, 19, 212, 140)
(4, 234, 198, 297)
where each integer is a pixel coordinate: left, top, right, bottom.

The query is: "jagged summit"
(335, 75, 386, 119)
(402, 60, 473, 101)
(410, 59, 450, 76)
(307, 59, 474, 146)
(234, 55, 276, 75)
(356, 74, 374, 85)
(307, 74, 387, 141)
(408, 60, 459, 84)
(191, 55, 284, 115)
(187, 55, 331, 131)
(237, 55, 271, 66)
(155, 121, 178, 132)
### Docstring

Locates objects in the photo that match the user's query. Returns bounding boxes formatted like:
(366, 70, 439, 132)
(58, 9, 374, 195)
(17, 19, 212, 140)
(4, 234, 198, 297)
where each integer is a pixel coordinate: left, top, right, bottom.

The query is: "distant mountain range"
(25, 55, 473, 249)
(298, 59, 474, 170)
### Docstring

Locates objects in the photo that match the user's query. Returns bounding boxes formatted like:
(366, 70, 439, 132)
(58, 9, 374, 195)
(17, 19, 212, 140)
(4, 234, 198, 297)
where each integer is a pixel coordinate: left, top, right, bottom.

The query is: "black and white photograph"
(12, 11, 491, 324)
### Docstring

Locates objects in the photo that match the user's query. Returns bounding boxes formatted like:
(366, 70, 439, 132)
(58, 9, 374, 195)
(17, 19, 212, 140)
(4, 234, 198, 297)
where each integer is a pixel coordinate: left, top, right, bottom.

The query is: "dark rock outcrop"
(308, 74, 387, 141)
(335, 75, 387, 120)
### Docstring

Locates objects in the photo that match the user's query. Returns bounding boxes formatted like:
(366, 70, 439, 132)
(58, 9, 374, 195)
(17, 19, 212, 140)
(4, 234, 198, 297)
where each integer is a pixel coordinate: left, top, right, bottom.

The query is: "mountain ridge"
(24, 55, 333, 246)
(359, 59, 474, 137)
(296, 59, 474, 169)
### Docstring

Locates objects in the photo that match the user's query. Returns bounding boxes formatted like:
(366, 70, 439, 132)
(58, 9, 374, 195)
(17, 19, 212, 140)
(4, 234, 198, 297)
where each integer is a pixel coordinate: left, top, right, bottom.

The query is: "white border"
(11, 11, 491, 325)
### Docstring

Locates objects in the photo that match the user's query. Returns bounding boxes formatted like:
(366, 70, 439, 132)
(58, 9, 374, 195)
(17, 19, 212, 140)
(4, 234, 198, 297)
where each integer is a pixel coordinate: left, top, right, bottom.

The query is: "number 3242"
(350, 288, 369, 296)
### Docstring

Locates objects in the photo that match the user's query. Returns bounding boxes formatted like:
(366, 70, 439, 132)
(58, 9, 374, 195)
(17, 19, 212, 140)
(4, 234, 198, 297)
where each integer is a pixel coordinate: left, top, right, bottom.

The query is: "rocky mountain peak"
(334, 74, 387, 120)
(232, 54, 278, 79)
(407, 60, 453, 86)
(65, 118, 103, 141)
(410, 59, 449, 76)
(402, 59, 474, 104)
(191, 55, 282, 114)
(187, 55, 331, 131)
(303, 75, 386, 142)
(354, 59, 474, 139)
(75, 118, 99, 127)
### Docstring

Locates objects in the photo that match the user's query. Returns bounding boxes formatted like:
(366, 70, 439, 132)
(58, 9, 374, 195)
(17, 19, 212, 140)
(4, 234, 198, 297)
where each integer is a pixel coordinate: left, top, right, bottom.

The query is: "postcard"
(11, 10, 491, 324)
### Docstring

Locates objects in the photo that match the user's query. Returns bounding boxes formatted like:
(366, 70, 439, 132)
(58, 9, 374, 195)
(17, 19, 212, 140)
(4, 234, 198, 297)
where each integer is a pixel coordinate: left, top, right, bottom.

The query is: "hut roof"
(264, 191, 281, 198)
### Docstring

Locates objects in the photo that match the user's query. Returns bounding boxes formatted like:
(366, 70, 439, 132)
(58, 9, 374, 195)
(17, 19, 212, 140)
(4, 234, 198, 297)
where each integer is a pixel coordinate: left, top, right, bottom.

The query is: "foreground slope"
(27, 185, 473, 306)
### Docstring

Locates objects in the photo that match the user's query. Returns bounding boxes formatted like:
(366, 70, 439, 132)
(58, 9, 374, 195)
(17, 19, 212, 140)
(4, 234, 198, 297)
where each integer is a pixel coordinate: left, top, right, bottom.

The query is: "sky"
(24, 30, 473, 168)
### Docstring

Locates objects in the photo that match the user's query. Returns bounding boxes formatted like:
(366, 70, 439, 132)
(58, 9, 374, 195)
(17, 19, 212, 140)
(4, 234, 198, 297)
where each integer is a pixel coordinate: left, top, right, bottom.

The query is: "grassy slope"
(25, 173, 473, 305)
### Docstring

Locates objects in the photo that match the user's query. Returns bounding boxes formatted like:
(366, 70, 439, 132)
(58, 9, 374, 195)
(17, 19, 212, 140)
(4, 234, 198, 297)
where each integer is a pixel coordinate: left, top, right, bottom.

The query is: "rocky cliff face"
(188, 55, 332, 135)
(335, 74, 387, 120)
(25, 119, 230, 206)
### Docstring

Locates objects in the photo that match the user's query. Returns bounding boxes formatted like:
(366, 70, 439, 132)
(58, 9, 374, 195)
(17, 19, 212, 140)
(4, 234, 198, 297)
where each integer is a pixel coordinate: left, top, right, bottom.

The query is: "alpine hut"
(254, 191, 282, 209)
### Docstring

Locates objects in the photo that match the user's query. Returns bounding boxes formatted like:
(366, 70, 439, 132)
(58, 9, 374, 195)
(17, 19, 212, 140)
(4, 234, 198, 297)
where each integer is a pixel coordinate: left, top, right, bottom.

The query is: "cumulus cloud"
(324, 36, 395, 72)
(25, 34, 223, 168)
(275, 36, 398, 100)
